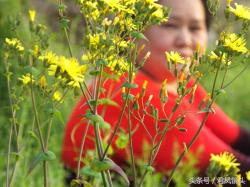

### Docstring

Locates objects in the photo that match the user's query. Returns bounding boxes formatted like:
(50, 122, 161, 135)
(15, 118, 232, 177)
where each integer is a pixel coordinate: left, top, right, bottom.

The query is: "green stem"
(92, 65, 113, 187)
(6, 124, 13, 187)
(30, 77, 45, 152)
(4, 57, 20, 187)
(64, 28, 73, 57)
(222, 63, 250, 89)
(101, 91, 130, 160)
(76, 122, 90, 179)
(29, 58, 48, 187)
(128, 102, 137, 186)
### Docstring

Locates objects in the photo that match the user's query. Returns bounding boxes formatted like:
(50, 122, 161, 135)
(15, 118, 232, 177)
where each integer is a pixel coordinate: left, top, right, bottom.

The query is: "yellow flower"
(88, 33, 101, 47)
(5, 38, 24, 52)
(39, 51, 88, 88)
(102, 18, 112, 26)
(165, 51, 186, 64)
(236, 174, 242, 187)
(228, 3, 250, 21)
(38, 75, 47, 88)
(28, 10, 36, 22)
(210, 152, 240, 172)
(246, 171, 250, 181)
(209, 51, 231, 65)
(33, 45, 39, 57)
(103, 0, 134, 14)
(53, 91, 62, 102)
(220, 32, 248, 54)
(39, 51, 57, 65)
(18, 74, 34, 85)
(152, 8, 164, 19)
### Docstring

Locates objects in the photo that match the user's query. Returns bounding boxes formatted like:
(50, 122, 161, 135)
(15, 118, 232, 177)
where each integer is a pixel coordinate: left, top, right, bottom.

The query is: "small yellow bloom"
(53, 91, 63, 102)
(103, 0, 134, 14)
(29, 10, 36, 22)
(102, 18, 112, 26)
(38, 75, 47, 88)
(220, 32, 248, 54)
(210, 152, 240, 172)
(33, 45, 39, 57)
(246, 171, 250, 181)
(142, 80, 148, 90)
(18, 74, 34, 85)
(228, 3, 250, 21)
(209, 51, 231, 65)
(5, 38, 24, 52)
(165, 51, 186, 64)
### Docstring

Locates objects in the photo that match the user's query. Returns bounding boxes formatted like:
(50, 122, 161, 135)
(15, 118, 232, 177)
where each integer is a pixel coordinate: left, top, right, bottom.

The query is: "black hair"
(201, 0, 213, 29)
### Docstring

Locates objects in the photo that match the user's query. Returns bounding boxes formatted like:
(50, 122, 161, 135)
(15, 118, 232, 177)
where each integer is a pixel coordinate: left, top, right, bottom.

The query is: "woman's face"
(140, 0, 208, 81)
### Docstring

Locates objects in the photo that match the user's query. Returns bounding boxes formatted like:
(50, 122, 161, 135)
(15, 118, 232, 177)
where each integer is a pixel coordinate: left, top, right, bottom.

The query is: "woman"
(62, 0, 250, 182)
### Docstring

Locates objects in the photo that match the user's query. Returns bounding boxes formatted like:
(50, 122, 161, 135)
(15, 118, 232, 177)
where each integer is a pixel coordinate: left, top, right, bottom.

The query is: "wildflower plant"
(2, 0, 250, 187)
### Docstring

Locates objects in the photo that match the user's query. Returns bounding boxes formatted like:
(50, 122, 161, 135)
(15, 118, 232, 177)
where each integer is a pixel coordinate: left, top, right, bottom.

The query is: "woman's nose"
(175, 27, 193, 48)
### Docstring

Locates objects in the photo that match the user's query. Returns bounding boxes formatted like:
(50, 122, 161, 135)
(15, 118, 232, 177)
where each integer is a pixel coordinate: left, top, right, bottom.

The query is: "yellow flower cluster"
(18, 73, 34, 85)
(103, 0, 134, 14)
(210, 152, 240, 172)
(5, 38, 24, 52)
(228, 3, 250, 21)
(39, 51, 88, 88)
(165, 51, 186, 64)
(219, 32, 248, 54)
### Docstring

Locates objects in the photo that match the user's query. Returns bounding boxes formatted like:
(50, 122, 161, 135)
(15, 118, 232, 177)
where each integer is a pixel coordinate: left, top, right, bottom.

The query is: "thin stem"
(76, 122, 90, 179)
(6, 124, 13, 187)
(79, 83, 94, 113)
(128, 102, 137, 186)
(92, 65, 113, 187)
(211, 55, 223, 99)
(101, 93, 130, 160)
(222, 63, 250, 89)
(64, 28, 73, 57)
(30, 77, 45, 152)
(58, 0, 73, 57)
(4, 57, 20, 187)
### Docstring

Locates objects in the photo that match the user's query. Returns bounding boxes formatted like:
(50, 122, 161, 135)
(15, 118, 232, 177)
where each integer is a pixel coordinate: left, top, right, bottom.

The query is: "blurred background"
(0, 0, 249, 186)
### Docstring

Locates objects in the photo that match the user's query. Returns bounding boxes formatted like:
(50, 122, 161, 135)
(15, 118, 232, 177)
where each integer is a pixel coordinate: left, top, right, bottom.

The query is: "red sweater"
(62, 71, 240, 172)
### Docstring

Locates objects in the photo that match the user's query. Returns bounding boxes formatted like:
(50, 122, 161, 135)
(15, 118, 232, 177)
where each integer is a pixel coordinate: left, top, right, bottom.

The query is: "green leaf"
(106, 158, 130, 186)
(85, 114, 110, 130)
(143, 165, 155, 174)
(81, 166, 100, 177)
(53, 109, 65, 125)
(89, 98, 118, 107)
(89, 70, 100, 76)
(27, 151, 56, 176)
(98, 98, 118, 107)
(115, 134, 129, 149)
(122, 81, 138, 89)
(96, 59, 108, 66)
(90, 159, 113, 172)
(28, 130, 39, 142)
(131, 32, 149, 42)
(60, 18, 70, 29)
